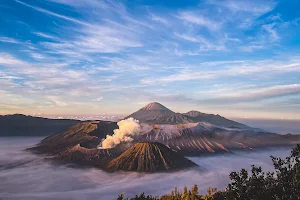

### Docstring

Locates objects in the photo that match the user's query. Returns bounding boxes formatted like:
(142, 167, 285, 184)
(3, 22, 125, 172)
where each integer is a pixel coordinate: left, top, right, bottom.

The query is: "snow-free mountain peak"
(142, 102, 174, 112)
(125, 102, 191, 124)
(126, 102, 252, 128)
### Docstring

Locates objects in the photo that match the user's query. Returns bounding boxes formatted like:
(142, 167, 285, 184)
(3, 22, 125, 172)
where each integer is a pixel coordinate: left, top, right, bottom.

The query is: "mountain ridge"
(0, 114, 79, 136)
(126, 102, 250, 129)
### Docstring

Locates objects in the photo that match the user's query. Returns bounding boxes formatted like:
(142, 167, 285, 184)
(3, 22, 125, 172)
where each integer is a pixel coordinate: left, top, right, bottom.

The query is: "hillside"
(0, 114, 79, 136)
(183, 110, 250, 129)
(137, 122, 300, 155)
(107, 142, 197, 172)
(29, 120, 118, 154)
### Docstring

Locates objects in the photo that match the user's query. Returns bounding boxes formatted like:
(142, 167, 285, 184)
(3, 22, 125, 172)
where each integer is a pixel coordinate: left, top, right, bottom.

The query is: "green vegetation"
(117, 144, 300, 200)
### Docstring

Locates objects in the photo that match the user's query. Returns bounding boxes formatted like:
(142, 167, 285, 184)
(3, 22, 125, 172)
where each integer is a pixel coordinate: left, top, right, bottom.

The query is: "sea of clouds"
(0, 137, 292, 200)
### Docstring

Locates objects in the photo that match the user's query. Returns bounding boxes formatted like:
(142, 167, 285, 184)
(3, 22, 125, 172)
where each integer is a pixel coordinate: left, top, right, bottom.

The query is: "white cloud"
(206, 0, 276, 15)
(15, 0, 90, 26)
(207, 84, 300, 102)
(239, 45, 264, 52)
(72, 25, 142, 53)
(1, 0, 298, 119)
(47, 0, 107, 8)
(177, 12, 221, 31)
(33, 32, 57, 40)
(141, 59, 300, 84)
(175, 33, 226, 51)
(94, 96, 104, 101)
(16, 0, 143, 57)
(44, 95, 68, 106)
(149, 13, 169, 25)
(262, 23, 280, 41)
(0, 36, 21, 44)
(0, 53, 25, 65)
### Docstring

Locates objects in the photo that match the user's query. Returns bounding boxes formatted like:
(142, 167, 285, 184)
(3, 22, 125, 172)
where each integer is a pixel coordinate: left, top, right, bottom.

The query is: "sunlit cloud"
(0, 0, 299, 119)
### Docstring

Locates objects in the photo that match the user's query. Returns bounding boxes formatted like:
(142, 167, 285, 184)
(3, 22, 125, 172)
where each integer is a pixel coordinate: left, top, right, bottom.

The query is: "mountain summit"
(125, 102, 192, 124)
(142, 102, 173, 113)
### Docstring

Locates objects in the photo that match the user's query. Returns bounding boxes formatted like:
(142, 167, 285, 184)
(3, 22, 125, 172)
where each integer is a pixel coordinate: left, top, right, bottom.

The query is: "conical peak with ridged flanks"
(125, 102, 192, 124)
(106, 142, 197, 172)
(142, 102, 173, 112)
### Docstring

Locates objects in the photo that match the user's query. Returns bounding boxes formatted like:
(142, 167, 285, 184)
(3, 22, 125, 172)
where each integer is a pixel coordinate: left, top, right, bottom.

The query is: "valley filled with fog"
(0, 137, 292, 200)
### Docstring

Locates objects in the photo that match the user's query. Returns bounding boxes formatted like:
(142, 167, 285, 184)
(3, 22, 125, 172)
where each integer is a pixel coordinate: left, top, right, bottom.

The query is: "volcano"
(125, 102, 192, 124)
(125, 102, 251, 128)
(107, 142, 197, 172)
(27, 102, 300, 171)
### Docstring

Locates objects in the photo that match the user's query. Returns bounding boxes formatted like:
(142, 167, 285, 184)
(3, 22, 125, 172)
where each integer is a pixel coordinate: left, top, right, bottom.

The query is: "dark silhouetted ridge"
(0, 114, 79, 136)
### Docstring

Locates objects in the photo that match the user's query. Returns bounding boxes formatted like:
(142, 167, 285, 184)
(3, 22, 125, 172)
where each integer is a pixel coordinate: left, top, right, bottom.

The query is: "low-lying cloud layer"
(0, 137, 292, 200)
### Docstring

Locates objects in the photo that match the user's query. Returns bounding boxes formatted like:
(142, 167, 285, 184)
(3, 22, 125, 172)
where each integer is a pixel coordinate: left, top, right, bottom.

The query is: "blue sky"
(0, 0, 300, 119)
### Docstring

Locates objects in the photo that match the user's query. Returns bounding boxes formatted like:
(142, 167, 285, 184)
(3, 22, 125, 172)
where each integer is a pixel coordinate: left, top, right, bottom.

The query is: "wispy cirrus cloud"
(148, 12, 169, 25)
(47, 0, 107, 9)
(0, 36, 21, 44)
(16, 0, 143, 59)
(32, 32, 57, 40)
(1, 0, 300, 119)
(141, 59, 300, 84)
(205, 84, 300, 103)
(175, 33, 226, 51)
(15, 0, 90, 26)
(206, 0, 277, 15)
(177, 12, 221, 31)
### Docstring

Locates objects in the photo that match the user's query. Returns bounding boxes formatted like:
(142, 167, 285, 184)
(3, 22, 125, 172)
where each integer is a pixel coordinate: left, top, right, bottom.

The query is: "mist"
(0, 137, 292, 200)
(233, 118, 300, 134)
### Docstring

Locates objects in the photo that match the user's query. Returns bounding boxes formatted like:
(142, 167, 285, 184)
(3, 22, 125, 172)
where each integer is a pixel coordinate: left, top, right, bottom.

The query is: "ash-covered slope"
(107, 142, 197, 172)
(137, 123, 300, 155)
(0, 114, 79, 136)
(125, 102, 193, 124)
(28, 121, 118, 159)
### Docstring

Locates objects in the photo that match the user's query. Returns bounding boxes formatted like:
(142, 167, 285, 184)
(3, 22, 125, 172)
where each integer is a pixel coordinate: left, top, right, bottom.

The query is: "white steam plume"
(100, 118, 141, 149)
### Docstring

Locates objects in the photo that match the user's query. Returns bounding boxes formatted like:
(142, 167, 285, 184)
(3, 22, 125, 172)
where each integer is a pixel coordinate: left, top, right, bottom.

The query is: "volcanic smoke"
(100, 118, 141, 149)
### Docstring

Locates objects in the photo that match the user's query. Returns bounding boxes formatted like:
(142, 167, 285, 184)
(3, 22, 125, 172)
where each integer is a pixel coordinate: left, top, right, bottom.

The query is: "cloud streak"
(177, 12, 221, 31)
